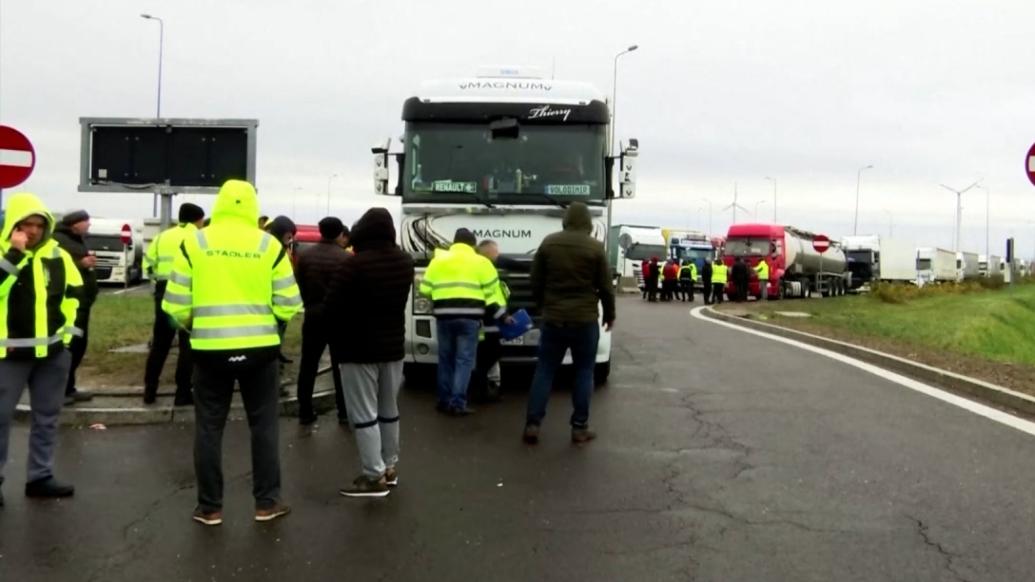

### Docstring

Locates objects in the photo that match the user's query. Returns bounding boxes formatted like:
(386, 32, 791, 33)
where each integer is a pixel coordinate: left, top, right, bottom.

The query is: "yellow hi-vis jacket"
(162, 180, 303, 351)
(419, 243, 505, 320)
(755, 259, 770, 282)
(679, 263, 698, 282)
(145, 222, 199, 281)
(0, 193, 84, 359)
(712, 263, 729, 285)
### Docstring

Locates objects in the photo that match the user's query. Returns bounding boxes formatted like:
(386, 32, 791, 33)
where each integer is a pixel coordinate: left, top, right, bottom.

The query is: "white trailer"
(916, 247, 956, 285)
(610, 225, 665, 293)
(956, 251, 980, 281)
(978, 254, 1003, 277)
(843, 235, 917, 289)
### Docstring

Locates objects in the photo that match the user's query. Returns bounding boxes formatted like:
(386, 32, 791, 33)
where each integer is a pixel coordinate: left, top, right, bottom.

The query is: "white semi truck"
(956, 251, 980, 281)
(609, 224, 666, 293)
(373, 68, 638, 384)
(842, 235, 917, 290)
(978, 254, 1002, 277)
(916, 247, 956, 285)
(86, 218, 144, 285)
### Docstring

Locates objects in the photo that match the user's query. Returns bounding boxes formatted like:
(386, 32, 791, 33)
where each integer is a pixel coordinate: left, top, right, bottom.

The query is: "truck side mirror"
(619, 139, 639, 199)
(372, 138, 393, 196)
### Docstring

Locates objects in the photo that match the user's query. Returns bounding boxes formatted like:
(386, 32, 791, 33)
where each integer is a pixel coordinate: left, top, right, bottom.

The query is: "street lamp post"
(765, 176, 777, 223)
(140, 14, 164, 118)
(853, 164, 873, 235)
(606, 44, 638, 253)
(978, 184, 991, 261)
(939, 180, 982, 253)
(326, 174, 339, 216)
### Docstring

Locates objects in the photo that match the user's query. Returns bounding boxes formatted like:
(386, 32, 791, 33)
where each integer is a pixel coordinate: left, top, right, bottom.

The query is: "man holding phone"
(53, 210, 98, 405)
(0, 193, 84, 505)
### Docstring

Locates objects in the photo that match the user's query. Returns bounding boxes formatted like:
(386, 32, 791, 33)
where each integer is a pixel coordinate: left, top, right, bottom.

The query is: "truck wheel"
(776, 280, 785, 300)
(594, 362, 611, 386)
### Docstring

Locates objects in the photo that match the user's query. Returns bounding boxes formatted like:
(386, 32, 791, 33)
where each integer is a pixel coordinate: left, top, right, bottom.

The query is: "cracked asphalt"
(2, 295, 1034, 581)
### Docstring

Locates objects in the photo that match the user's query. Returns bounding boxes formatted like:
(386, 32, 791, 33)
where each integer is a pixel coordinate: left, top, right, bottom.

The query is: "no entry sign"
(1026, 142, 1035, 188)
(813, 234, 831, 254)
(0, 125, 36, 189)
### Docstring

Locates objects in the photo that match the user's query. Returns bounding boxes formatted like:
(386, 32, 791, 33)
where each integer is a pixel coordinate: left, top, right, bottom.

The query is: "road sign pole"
(158, 188, 175, 230)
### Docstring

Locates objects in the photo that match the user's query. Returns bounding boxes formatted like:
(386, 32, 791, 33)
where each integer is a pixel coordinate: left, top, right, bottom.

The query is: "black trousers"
(646, 277, 659, 302)
(144, 282, 194, 402)
(711, 283, 726, 304)
(66, 308, 91, 395)
(470, 333, 503, 401)
(296, 315, 346, 421)
(193, 355, 281, 512)
(679, 280, 694, 302)
(702, 279, 712, 304)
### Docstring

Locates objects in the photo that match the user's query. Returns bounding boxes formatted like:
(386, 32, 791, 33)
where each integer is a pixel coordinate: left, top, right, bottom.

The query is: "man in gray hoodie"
(523, 202, 615, 445)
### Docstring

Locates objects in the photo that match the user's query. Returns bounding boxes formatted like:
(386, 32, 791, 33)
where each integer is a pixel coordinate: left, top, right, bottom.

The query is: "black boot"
(25, 477, 75, 498)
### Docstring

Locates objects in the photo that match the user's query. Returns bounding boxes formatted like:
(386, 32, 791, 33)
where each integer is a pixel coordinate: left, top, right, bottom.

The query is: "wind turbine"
(722, 181, 750, 224)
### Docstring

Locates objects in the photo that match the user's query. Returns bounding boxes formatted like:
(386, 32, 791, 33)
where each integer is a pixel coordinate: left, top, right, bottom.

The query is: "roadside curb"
(14, 367, 337, 426)
(701, 307, 1035, 418)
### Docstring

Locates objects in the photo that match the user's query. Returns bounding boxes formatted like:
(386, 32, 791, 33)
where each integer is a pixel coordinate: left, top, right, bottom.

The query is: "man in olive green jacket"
(524, 202, 615, 445)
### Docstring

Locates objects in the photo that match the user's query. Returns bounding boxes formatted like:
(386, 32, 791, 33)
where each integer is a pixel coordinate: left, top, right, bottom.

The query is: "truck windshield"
(672, 247, 713, 263)
(403, 122, 606, 204)
(846, 250, 873, 263)
(724, 237, 771, 257)
(86, 235, 125, 252)
(917, 259, 932, 270)
(626, 244, 666, 261)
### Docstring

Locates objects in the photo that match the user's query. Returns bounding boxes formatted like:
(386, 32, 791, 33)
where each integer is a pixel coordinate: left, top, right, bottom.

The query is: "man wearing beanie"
(419, 228, 507, 416)
(293, 216, 350, 426)
(53, 210, 98, 405)
(142, 203, 205, 405)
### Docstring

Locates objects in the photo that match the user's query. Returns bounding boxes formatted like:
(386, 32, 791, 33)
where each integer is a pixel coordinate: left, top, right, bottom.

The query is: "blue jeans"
(526, 322, 600, 429)
(436, 318, 481, 410)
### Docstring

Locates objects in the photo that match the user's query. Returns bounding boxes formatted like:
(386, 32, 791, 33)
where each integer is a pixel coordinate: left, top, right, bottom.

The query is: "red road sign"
(813, 234, 831, 254)
(120, 223, 133, 246)
(0, 125, 36, 189)
(1026, 142, 1035, 188)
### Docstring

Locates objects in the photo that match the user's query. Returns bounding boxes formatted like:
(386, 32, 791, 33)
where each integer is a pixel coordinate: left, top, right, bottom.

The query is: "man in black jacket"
(294, 217, 349, 426)
(52, 210, 98, 405)
(524, 202, 615, 445)
(326, 208, 414, 498)
(701, 259, 713, 305)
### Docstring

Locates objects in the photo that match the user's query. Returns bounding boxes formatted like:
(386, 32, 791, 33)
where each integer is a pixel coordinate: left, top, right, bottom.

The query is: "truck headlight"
(413, 274, 433, 314)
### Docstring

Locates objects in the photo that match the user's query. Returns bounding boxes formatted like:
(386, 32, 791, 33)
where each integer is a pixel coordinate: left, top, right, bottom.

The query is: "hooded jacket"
(53, 223, 99, 309)
(531, 202, 615, 325)
(162, 180, 303, 355)
(0, 193, 84, 359)
(326, 208, 414, 363)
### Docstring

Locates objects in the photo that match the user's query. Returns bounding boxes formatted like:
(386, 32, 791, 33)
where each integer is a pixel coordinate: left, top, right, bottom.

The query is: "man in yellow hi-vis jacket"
(0, 193, 84, 503)
(162, 180, 302, 526)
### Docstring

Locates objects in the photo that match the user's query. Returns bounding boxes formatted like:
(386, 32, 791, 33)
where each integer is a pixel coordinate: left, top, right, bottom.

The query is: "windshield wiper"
(472, 193, 496, 209)
(534, 193, 568, 209)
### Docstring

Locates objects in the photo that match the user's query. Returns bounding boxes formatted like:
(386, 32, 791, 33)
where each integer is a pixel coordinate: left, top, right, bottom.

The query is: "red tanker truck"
(722, 223, 850, 300)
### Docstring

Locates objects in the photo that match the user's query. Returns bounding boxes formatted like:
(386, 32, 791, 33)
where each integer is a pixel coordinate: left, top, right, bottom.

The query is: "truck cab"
(372, 68, 637, 384)
(87, 218, 143, 285)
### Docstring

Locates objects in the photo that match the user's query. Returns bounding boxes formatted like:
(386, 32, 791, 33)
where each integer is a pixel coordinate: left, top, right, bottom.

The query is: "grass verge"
(716, 280, 1035, 395)
(80, 287, 302, 391)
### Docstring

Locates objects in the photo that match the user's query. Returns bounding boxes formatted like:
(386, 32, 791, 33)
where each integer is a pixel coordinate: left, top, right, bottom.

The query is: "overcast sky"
(2, 0, 1035, 256)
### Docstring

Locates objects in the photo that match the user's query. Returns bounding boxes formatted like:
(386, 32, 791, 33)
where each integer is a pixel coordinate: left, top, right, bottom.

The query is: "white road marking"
(690, 306, 1035, 438)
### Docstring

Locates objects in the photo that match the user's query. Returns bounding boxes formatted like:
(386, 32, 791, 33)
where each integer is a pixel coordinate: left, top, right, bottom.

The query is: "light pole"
(754, 199, 767, 220)
(610, 45, 639, 156)
(140, 14, 164, 118)
(978, 184, 991, 260)
(939, 180, 981, 252)
(853, 164, 873, 235)
(326, 173, 339, 216)
(765, 176, 777, 223)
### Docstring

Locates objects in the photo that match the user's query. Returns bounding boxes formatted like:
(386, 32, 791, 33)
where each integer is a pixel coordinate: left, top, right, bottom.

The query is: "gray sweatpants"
(340, 360, 403, 479)
(0, 351, 70, 485)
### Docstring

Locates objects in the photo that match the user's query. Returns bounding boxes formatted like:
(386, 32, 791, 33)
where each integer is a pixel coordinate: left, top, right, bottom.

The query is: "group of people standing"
(0, 183, 616, 523)
(639, 255, 771, 306)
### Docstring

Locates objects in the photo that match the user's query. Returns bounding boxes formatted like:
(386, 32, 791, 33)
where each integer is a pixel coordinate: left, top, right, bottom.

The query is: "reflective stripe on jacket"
(419, 243, 504, 319)
(162, 180, 302, 351)
(146, 223, 198, 280)
(0, 193, 84, 359)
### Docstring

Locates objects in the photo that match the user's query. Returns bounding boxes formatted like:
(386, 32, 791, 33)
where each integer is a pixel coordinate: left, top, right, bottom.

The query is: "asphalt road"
(2, 296, 1035, 581)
